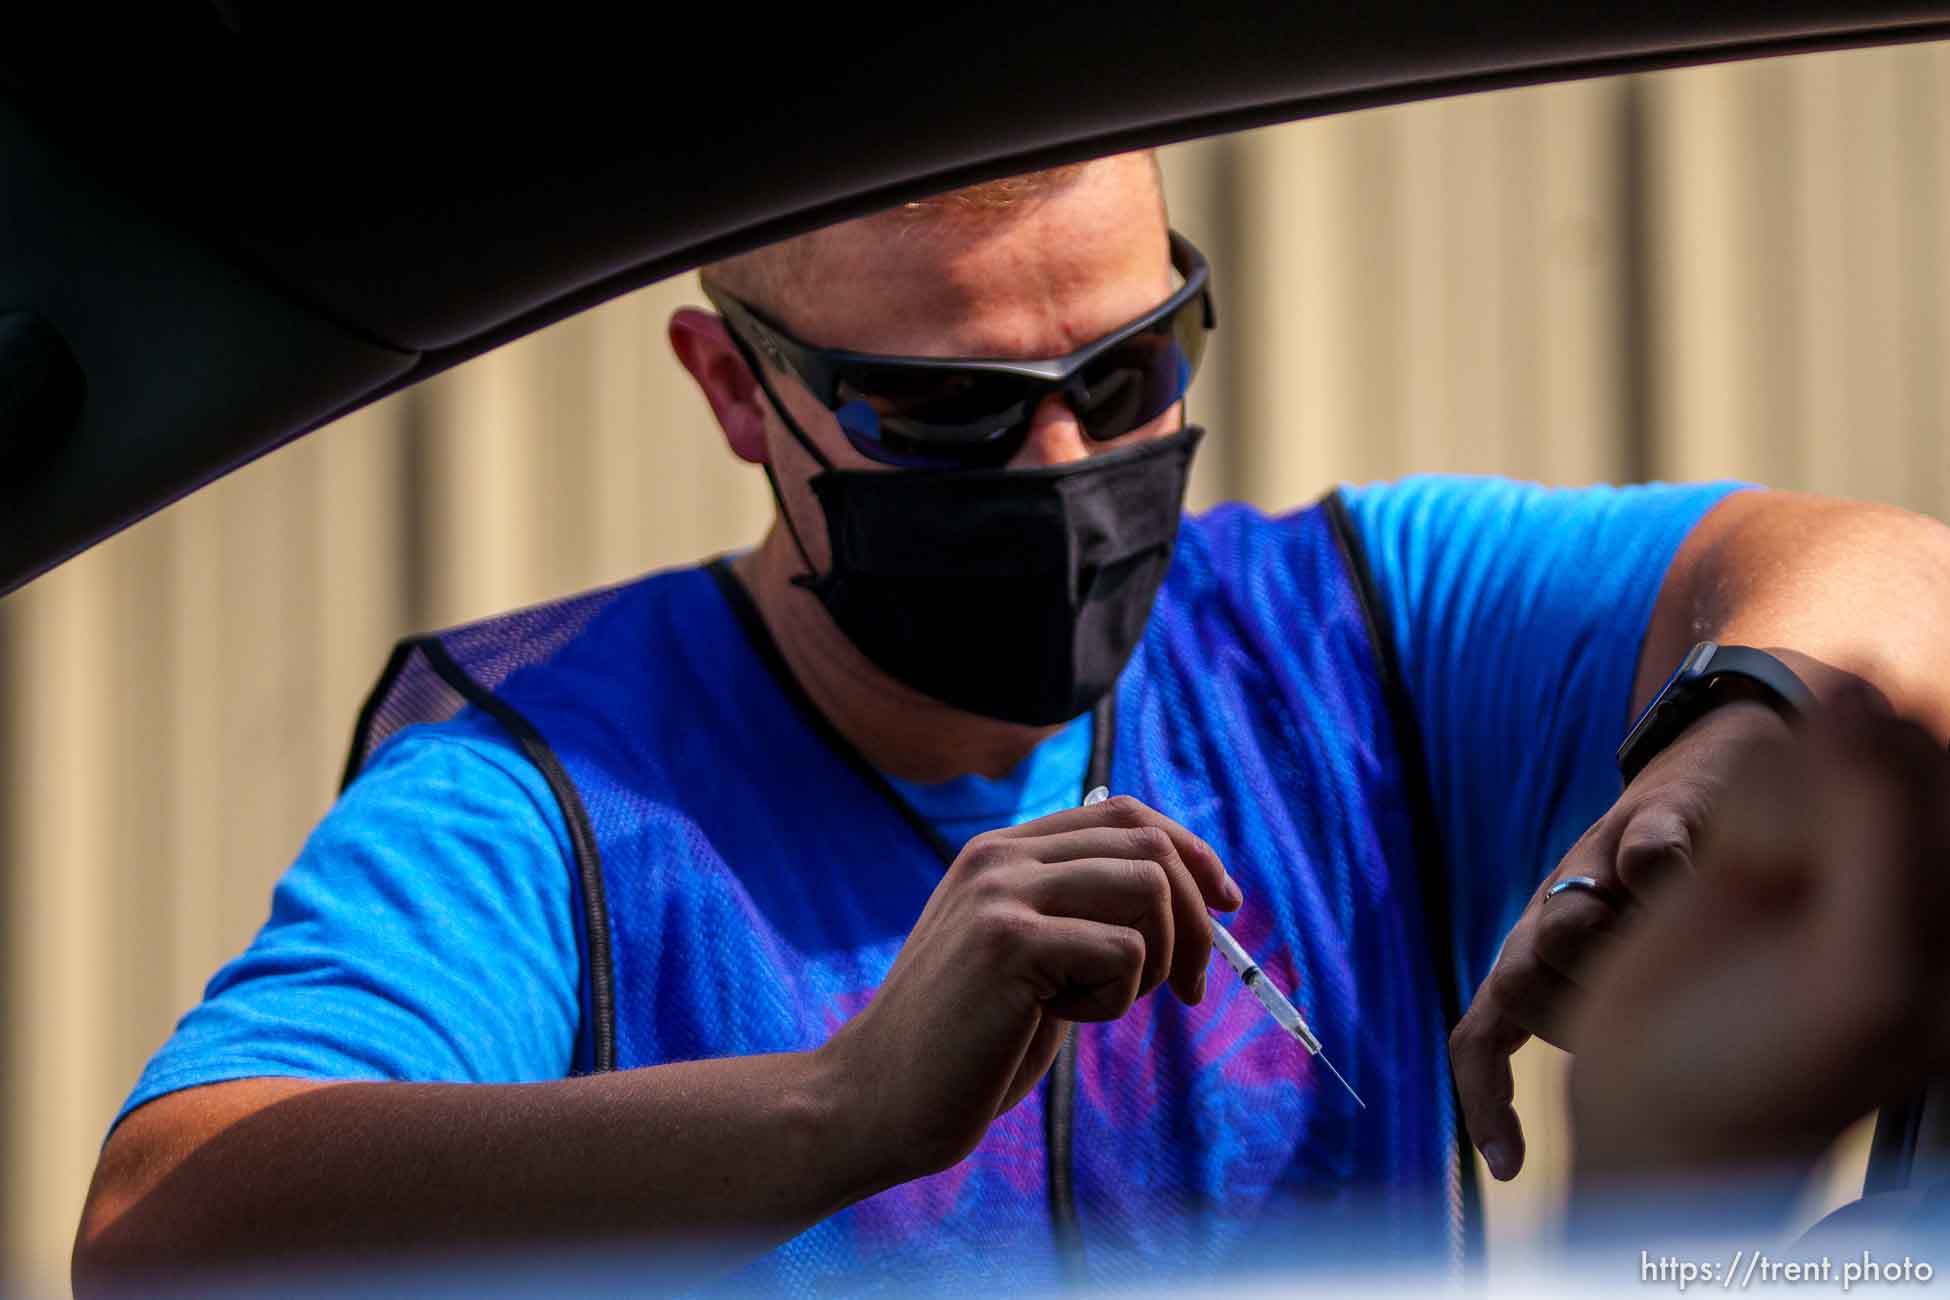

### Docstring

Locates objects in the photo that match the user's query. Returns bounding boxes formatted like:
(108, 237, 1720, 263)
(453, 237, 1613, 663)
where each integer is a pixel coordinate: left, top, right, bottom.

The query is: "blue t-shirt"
(114, 476, 1746, 1127)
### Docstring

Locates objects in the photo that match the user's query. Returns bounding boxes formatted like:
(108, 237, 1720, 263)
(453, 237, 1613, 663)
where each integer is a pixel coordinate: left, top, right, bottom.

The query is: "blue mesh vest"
(344, 495, 1476, 1292)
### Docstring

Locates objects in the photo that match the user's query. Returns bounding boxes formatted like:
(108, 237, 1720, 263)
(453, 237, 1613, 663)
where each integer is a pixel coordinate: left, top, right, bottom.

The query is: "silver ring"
(1545, 875, 1604, 902)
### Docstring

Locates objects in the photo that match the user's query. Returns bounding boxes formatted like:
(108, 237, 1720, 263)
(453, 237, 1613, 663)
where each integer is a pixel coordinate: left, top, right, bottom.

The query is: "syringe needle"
(1315, 1049, 1366, 1110)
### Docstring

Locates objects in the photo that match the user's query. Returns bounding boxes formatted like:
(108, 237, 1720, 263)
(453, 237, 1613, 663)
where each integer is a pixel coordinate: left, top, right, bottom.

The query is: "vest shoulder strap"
(339, 581, 638, 1072)
(1320, 487, 1482, 1264)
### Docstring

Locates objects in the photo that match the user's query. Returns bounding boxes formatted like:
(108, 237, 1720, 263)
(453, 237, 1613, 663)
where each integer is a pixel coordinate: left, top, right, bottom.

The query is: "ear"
(669, 307, 769, 464)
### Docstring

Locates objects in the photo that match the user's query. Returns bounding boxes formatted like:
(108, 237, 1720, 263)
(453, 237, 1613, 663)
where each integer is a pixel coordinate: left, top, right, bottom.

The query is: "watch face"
(1622, 641, 1720, 757)
(1641, 642, 1714, 722)
(1677, 639, 1719, 687)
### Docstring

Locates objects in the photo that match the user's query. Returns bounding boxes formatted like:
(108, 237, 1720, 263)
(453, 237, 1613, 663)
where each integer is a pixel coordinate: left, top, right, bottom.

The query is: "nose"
(1007, 392, 1091, 469)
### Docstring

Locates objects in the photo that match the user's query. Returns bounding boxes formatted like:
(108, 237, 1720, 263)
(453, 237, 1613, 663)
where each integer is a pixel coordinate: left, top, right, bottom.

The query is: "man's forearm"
(75, 1049, 889, 1289)
(1638, 490, 1950, 736)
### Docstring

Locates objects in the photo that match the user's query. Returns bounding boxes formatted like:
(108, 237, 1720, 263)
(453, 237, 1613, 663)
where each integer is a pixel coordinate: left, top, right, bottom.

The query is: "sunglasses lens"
(1073, 296, 1207, 443)
(832, 399, 994, 469)
(835, 369, 1036, 468)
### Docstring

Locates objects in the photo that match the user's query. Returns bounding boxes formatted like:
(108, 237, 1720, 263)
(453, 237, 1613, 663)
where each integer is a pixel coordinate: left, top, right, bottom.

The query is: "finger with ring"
(1546, 875, 1610, 904)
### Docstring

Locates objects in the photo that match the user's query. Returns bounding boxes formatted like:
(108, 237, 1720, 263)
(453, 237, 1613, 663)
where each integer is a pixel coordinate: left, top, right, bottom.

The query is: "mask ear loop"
(724, 330, 836, 591)
(759, 459, 825, 594)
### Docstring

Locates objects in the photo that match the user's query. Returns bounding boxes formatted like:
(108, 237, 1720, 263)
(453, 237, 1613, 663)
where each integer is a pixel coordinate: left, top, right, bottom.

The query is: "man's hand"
(816, 795, 1242, 1183)
(1569, 693, 1950, 1190)
(1450, 698, 1794, 1181)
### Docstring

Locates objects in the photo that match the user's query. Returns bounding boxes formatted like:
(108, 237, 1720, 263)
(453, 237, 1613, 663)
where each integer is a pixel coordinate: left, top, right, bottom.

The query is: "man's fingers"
(1017, 837, 1217, 1006)
(1016, 857, 1177, 1000)
(1010, 797, 1243, 911)
(996, 1017, 1070, 1118)
(962, 795, 1236, 1016)
(1449, 1005, 1531, 1181)
(1018, 915, 1148, 1022)
(1532, 887, 1623, 985)
(1480, 939, 1582, 1047)
(1117, 826, 1218, 1005)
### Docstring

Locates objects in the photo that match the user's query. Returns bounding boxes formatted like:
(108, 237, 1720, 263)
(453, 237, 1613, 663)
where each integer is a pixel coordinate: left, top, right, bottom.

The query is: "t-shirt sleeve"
(1337, 474, 1755, 996)
(111, 715, 583, 1132)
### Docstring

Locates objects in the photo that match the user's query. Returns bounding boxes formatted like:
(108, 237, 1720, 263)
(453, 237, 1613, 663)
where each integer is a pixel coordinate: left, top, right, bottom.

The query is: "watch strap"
(1616, 643, 1814, 785)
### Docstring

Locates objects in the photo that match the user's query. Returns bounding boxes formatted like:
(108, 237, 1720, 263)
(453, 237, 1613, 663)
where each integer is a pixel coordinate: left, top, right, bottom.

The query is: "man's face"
(666, 153, 1191, 728)
(755, 156, 1179, 507)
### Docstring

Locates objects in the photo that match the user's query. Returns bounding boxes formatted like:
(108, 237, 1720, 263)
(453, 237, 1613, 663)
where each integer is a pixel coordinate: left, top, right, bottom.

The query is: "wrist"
(748, 1046, 900, 1223)
(1653, 693, 1791, 760)
(1621, 642, 1812, 785)
(803, 1038, 916, 1204)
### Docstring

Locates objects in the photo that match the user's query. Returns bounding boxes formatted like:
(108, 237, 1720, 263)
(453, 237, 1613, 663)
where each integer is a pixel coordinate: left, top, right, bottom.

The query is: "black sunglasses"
(704, 230, 1216, 470)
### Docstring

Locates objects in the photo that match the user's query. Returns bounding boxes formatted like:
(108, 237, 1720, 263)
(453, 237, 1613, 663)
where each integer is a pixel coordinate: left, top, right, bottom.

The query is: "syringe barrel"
(1246, 977, 1322, 1054)
(1209, 916, 1326, 1054)
(1208, 919, 1255, 977)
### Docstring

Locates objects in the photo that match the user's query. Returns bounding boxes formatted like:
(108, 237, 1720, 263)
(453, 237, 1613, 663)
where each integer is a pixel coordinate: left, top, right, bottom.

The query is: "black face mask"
(759, 394, 1204, 727)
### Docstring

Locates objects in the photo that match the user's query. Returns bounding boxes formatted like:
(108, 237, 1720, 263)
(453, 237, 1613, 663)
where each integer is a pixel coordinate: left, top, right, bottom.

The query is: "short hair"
(701, 151, 1165, 323)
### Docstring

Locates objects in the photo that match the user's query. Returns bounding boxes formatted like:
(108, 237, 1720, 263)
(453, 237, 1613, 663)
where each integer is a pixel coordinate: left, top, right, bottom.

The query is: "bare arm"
(75, 796, 1239, 1292)
(1635, 488, 1950, 734)
(76, 1052, 876, 1290)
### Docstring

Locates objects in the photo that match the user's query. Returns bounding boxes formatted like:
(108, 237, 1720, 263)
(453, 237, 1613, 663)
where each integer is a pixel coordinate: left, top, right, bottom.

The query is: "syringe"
(1083, 786, 1365, 1110)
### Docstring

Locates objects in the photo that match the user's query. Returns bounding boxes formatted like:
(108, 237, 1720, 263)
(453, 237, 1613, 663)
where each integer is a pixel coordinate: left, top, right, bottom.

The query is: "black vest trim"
(1044, 694, 1116, 1282)
(341, 640, 416, 793)
(341, 634, 619, 1073)
(705, 553, 1111, 1280)
(1322, 489, 1484, 1265)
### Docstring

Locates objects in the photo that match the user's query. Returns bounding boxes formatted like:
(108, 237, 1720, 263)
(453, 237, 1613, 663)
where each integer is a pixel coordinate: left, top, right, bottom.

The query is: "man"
(73, 151, 1950, 1292)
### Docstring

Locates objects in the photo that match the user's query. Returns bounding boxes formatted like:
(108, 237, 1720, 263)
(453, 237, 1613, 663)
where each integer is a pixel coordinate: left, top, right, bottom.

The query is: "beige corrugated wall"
(5, 43, 1947, 1294)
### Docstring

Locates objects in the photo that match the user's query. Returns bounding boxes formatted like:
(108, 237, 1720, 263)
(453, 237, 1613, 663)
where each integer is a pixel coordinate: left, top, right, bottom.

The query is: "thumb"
(997, 1016, 1069, 1118)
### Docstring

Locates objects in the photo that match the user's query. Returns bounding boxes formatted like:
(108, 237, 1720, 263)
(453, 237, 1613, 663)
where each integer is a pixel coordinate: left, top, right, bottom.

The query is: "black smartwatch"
(1616, 641, 1814, 785)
